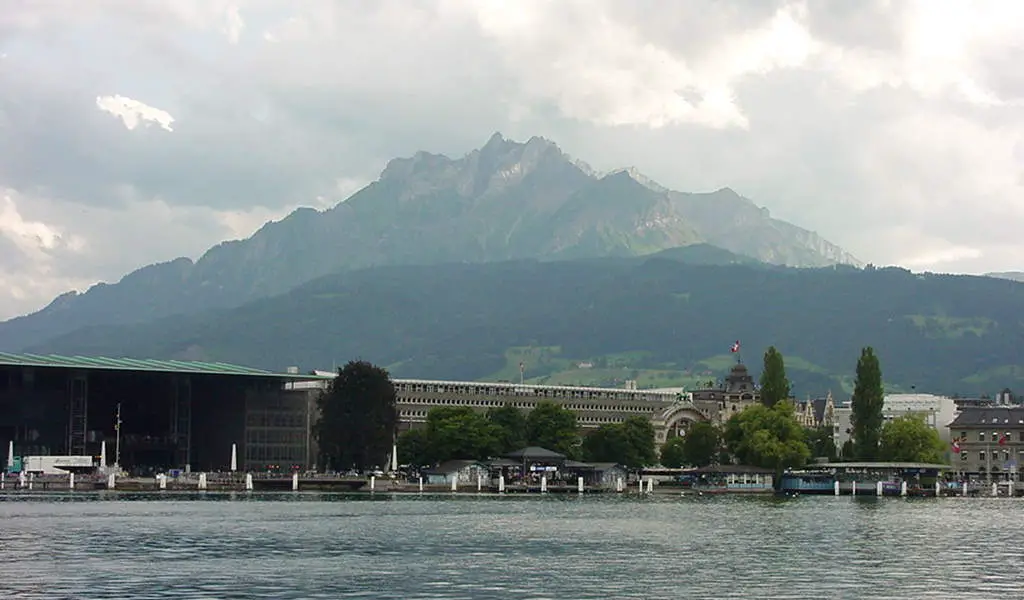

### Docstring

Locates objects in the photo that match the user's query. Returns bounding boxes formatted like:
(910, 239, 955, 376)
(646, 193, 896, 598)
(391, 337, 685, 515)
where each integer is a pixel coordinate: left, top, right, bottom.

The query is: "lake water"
(0, 492, 1019, 599)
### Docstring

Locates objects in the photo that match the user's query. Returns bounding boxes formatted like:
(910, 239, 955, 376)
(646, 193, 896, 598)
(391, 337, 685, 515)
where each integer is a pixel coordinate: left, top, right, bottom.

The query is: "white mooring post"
(540, 475, 547, 493)
(99, 441, 107, 470)
(900, 481, 908, 497)
(477, 473, 482, 493)
(0, 471, 4, 490)
(292, 472, 299, 491)
(498, 474, 505, 493)
(834, 480, 840, 496)
(159, 474, 167, 490)
(451, 475, 458, 493)
(19, 470, 26, 489)
(418, 476, 423, 493)
(198, 473, 208, 490)
(647, 478, 654, 493)
(962, 480, 967, 497)
(245, 473, 253, 491)
(107, 472, 115, 489)
(638, 478, 644, 495)
(935, 480, 941, 497)
(875, 481, 883, 496)
(69, 472, 75, 490)
(851, 481, 856, 496)
(28, 472, 34, 490)
(992, 482, 998, 497)
(616, 477, 624, 493)
(230, 444, 238, 472)
(370, 475, 376, 492)
(577, 476, 584, 494)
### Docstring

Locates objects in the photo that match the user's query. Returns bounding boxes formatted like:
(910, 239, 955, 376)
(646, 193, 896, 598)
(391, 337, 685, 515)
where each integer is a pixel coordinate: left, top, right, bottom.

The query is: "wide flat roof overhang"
(0, 352, 332, 380)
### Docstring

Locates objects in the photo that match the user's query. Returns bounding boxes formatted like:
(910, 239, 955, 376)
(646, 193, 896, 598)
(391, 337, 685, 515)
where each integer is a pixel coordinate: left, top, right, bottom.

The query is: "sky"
(1, 0, 1022, 321)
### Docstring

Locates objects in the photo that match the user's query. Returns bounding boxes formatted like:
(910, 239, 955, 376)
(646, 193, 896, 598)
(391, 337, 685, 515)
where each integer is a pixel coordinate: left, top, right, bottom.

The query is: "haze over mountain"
(0, 134, 857, 352)
(27, 256, 1024, 397)
(987, 272, 1024, 283)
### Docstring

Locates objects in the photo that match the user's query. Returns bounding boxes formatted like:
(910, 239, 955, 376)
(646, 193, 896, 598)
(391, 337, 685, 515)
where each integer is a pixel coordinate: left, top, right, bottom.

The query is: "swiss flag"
(951, 437, 961, 453)
(999, 433, 1008, 446)
(730, 341, 741, 353)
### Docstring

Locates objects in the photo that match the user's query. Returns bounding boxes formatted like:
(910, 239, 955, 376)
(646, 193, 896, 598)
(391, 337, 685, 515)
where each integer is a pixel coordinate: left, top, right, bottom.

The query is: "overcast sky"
(1, 0, 1022, 320)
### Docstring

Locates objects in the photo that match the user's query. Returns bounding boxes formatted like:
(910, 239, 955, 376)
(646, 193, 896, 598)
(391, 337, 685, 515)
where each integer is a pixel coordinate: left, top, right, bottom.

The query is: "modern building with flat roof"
(0, 353, 329, 473)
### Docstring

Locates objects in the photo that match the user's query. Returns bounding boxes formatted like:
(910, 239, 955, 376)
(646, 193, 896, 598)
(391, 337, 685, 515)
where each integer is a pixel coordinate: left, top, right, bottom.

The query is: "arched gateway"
(653, 402, 711, 445)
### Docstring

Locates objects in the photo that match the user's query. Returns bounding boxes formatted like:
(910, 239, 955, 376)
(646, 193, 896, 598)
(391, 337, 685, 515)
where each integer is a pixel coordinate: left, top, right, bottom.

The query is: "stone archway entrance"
(655, 404, 710, 445)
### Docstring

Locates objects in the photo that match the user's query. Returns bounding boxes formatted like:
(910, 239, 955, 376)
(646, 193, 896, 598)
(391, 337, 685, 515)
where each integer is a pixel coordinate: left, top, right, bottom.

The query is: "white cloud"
(95, 95, 175, 132)
(0, 0, 1023, 320)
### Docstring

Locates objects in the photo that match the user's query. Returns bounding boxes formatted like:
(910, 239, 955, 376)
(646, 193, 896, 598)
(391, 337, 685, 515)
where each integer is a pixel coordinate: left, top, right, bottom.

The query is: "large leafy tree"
(879, 415, 947, 463)
(525, 401, 579, 457)
(316, 360, 397, 471)
(487, 403, 527, 454)
(581, 416, 657, 469)
(423, 406, 500, 462)
(804, 426, 837, 461)
(682, 421, 720, 467)
(724, 402, 810, 484)
(396, 428, 431, 467)
(759, 346, 791, 408)
(851, 347, 885, 460)
(659, 436, 687, 468)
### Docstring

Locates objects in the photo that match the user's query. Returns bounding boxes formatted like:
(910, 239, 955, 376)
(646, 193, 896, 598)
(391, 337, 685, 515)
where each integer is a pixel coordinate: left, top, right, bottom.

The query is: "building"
(948, 407, 1024, 481)
(689, 363, 761, 424)
(795, 392, 837, 429)
(833, 393, 958, 453)
(0, 353, 328, 473)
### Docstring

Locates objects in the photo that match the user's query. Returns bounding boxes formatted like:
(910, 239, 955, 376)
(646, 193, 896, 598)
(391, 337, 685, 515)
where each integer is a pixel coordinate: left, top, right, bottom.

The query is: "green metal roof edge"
(0, 352, 331, 379)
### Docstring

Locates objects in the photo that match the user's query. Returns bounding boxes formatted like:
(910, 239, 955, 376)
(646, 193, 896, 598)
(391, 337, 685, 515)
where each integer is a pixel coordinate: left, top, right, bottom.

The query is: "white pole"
(875, 481, 883, 496)
(616, 477, 624, 493)
(99, 441, 107, 470)
(370, 475, 376, 492)
(19, 470, 26, 489)
(935, 480, 940, 497)
(418, 476, 423, 493)
(962, 480, 967, 497)
(451, 474, 458, 493)
(577, 476, 584, 494)
(638, 478, 643, 495)
(852, 481, 856, 496)
(647, 478, 654, 493)
(391, 443, 398, 473)
(159, 474, 167, 490)
(540, 475, 547, 493)
(199, 473, 207, 490)
(107, 472, 115, 489)
(476, 473, 482, 492)
(834, 480, 840, 496)
(292, 472, 299, 491)
(992, 482, 998, 497)
(900, 480, 908, 497)
(230, 444, 238, 472)
(28, 472, 33, 490)
(0, 472, 4, 490)
(245, 473, 253, 491)
(7, 440, 14, 469)
(498, 474, 505, 493)
(69, 472, 75, 490)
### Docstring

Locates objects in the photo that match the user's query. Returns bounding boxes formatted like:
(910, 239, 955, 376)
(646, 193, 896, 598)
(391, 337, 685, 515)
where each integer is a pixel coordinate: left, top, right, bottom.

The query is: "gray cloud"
(0, 0, 1022, 320)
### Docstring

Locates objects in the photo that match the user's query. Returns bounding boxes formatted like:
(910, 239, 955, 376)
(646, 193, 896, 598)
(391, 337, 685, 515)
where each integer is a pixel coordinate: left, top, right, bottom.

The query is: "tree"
(581, 417, 656, 469)
(396, 428, 431, 466)
(682, 421, 720, 467)
(423, 406, 499, 463)
(879, 415, 947, 463)
(851, 347, 885, 460)
(660, 436, 687, 468)
(487, 403, 527, 454)
(724, 402, 810, 485)
(759, 346, 791, 408)
(526, 401, 580, 457)
(315, 360, 397, 471)
(804, 426, 837, 461)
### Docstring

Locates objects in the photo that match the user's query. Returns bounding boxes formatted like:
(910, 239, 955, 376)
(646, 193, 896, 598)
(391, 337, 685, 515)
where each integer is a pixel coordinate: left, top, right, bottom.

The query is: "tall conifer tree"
(759, 346, 791, 408)
(850, 347, 885, 460)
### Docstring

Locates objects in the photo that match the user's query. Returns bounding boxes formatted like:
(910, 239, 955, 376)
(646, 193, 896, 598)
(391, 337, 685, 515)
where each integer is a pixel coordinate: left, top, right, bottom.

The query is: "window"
(961, 452, 968, 461)
(980, 432, 986, 442)
(980, 450, 986, 461)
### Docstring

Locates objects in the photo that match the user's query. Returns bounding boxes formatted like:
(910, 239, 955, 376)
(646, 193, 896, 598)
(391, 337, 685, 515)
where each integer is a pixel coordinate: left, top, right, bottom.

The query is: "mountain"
(28, 257, 1024, 396)
(0, 133, 859, 352)
(987, 272, 1024, 282)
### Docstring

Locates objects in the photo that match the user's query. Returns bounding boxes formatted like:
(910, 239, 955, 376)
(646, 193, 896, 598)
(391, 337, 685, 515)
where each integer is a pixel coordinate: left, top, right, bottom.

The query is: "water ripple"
(0, 492, 1019, 598)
